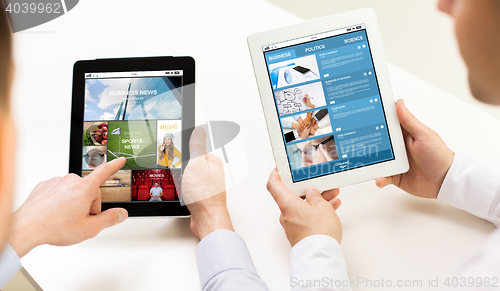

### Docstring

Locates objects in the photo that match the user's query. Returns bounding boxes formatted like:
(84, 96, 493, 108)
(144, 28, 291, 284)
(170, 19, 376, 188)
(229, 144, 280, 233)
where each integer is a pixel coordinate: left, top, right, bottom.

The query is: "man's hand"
(300, 112, 313, 130)
(299, 124, 311, 139)
(310, 119, 317, 135)
(8, 158, 129, 258)
(267, 169, 342, 246)
(303, 94, 315, 109)
(182, 127, 233, 240)
(376, 100, 454, 199)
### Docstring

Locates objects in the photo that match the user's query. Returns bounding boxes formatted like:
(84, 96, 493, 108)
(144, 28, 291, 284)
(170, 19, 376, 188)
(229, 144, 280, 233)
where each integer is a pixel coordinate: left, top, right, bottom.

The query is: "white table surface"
(10, 0, 498, 290)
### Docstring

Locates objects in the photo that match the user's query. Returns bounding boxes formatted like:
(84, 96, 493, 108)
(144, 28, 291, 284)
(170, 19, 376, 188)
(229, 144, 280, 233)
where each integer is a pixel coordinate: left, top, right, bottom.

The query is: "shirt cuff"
(318, 117, 330, 129)
(438, 153, 500, 226)
(290, 235, 351, 291)
(0, 243, 22, 288)
(196, 229, 258, 289)
(282, 121, 293, 129)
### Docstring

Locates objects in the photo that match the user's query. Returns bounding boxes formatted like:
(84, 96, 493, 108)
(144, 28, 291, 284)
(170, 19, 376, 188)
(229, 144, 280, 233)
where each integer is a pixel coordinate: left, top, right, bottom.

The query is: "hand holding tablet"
(248, 8, 409, 195)
(266, 168, 342, 246)
(375, 99, 455, 199)
(182, 127, 233, 239)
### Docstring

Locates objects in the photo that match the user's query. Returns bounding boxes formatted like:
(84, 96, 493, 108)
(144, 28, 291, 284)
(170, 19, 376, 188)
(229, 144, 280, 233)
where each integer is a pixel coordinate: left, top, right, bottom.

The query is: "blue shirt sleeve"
(282, 115, 300, 129)
(0, 243, 22, 288)
(282, 120, 293, 129)
(196, 229, 270, 291)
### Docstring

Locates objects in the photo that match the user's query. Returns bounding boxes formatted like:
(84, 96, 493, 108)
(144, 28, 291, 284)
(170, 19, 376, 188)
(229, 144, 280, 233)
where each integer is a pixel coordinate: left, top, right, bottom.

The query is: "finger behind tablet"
(375, 176, 394, 188)
(330, 198, 341, 211)
(321, 188, 340, 201)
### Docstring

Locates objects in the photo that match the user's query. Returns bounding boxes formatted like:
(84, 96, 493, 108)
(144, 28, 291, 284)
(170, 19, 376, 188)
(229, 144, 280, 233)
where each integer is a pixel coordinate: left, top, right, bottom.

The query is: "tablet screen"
(82, 70, 183, 202)
(263, 24, 395, 182)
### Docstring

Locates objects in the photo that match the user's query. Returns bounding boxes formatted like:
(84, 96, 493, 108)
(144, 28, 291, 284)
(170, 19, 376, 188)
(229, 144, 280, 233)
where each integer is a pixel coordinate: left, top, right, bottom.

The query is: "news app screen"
(263, 24, 395, 182)
(82, 70, 183, 202)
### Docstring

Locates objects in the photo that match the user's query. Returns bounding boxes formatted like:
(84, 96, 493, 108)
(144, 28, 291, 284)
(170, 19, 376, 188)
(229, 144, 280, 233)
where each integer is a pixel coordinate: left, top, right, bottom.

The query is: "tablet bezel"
(248, 8, 409, 195)
(70, 56, 194, 217)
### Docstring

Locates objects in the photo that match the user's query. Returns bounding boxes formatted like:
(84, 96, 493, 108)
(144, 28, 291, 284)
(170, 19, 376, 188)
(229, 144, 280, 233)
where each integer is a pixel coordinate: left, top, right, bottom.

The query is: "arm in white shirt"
(437, 153, 500, 226)
(290, 235, 352, 291)
(0, 243, 22, 288)
(196, 229, 269, 291)
(286, 153, 500, 291)
(438, 153, 500, 290)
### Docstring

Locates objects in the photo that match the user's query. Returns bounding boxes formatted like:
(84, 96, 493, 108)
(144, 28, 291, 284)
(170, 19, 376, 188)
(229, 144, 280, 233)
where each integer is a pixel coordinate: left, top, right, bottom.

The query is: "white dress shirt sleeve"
(290, 235, 351, 291)
(437, 153, 500, 226)
(196, 229, 269, 291)
(438, 153, 500, 290)
(0, 243, 22, 288)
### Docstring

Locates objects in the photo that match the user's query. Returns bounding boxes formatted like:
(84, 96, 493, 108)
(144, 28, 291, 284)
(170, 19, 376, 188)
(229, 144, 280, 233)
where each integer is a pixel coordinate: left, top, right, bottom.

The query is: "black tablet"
(69, 57, 194, 217)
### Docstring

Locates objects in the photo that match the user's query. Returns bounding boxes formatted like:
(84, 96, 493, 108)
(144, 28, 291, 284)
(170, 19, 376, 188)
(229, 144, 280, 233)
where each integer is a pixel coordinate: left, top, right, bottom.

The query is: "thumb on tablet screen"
(189, 127, 207, 159)
(267, 169, 302, 209)
(182, 127, 226, 205)
(396, 99, 428, 141)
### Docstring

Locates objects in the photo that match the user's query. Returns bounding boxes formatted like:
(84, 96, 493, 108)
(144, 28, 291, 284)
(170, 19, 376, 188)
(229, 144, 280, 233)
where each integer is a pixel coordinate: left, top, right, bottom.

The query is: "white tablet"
(248, 8, 409, 194)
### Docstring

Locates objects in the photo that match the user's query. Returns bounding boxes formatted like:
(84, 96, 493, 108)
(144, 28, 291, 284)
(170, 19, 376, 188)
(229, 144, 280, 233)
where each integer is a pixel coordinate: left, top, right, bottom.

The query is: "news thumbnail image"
(84, 76, 182, 121)
(156, 120, 182, 169)
(281, 109, 332, 142)
(287, 135, 338, 170)
(131, 169, 181, 201)
(83, 122, 108, 146)
(107, 120, 157, 169)
(268, 54, 320, 90)
(275, 81, 327, 116)
(82, 146, 107, 170)
(82, 170, 131, 202)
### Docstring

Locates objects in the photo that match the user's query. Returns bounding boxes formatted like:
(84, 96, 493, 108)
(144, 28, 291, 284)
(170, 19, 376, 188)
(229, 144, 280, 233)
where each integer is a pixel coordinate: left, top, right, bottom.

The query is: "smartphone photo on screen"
(293, 65, 311, 74)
